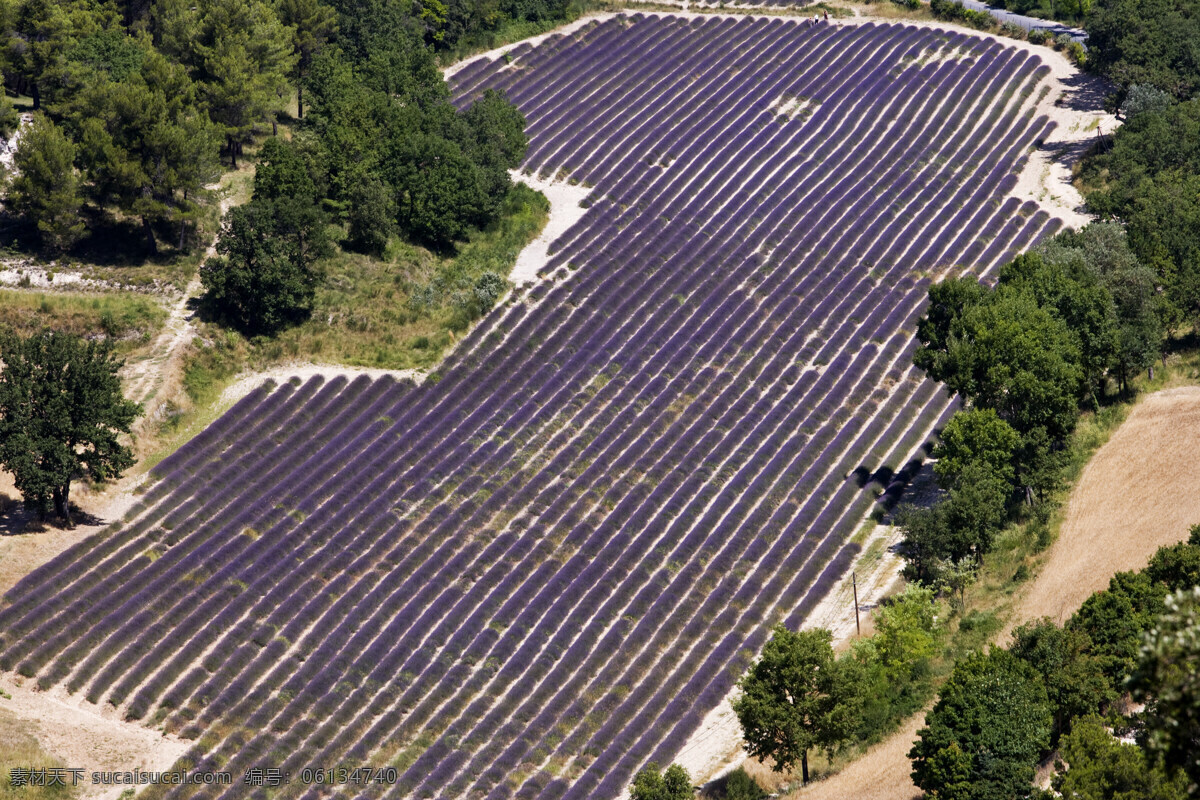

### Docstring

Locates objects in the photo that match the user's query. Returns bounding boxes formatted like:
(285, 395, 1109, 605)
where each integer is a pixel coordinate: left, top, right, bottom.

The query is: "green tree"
(386, 132, 493, 248)
(459, 87, 527, 197)
(200, 198, 330, 334)
(628, 763, 691, 800)
(69, 46, 221, 253)
(1009, 619, 1115, 741)
(718, 768, 766, 800)
(937, 555, 978, 610)
(253, 136, 318, 203)
(999, 251, 1118, 404)
(275, 0, 336, 118)
(1082, 101, 1200, 331)
(1145, 535, 1200, 592)
(11, 0, 118, 109)
(1052, 715, 1188, 800)
(1068, 569, 1168, 685)
(910, 648, 1052, 800)
(1067, 224, 1162, 385)
(0, 329, 141, 525)
(158, 0, 297, 165)
(942, 461, 1012, 555)
(7, 112, 85, 252)
(1128, 586, 1200, 789)
(733, 625, 863, 784)
(933, 408, 1020, 490)
(301, 49, 389, 203)
(0, 71, 20, 138)
(897, 503, 952, 585)
(917, 285, 1083, 441)
(913, 276, 987, 380)
(871, 584, 942, 679)
(346, 176, 395, 256)
(1086, 0, 1200, 98)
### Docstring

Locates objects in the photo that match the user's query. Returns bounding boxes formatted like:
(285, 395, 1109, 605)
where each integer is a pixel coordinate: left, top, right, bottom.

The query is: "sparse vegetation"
(0, 710, 74, 800)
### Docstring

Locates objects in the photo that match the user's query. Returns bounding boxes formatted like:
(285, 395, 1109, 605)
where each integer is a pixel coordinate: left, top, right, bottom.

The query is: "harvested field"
(788, 712, 924, 800)
(1011, 386, 1200, 628)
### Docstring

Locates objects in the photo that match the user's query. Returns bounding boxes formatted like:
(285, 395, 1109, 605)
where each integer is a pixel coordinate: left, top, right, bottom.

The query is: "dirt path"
(508, 171, 592, 284)
(120, 180, 240, 417)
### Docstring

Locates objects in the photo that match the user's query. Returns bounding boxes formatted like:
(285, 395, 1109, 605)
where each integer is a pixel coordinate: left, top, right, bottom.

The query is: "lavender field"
(0, 14, 1060, 800)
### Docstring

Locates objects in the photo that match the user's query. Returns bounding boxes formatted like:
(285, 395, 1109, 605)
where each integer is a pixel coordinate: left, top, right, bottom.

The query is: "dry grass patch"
(1010, 384, 1200, 627)
(0, 290, 167, 355)
(0, 708, 74, 800)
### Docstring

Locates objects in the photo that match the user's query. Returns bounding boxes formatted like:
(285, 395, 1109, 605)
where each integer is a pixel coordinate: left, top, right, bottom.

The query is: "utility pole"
(852, 572, 861, 636)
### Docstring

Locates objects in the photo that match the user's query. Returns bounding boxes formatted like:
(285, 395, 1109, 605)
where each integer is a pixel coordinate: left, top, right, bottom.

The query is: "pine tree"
(8, 112, 85, 252)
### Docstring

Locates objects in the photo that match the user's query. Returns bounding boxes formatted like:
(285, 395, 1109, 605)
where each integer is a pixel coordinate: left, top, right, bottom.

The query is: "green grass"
(0, 708, 74, 800)
(190, 182, 549, 375)
(0, 289, 167, 353)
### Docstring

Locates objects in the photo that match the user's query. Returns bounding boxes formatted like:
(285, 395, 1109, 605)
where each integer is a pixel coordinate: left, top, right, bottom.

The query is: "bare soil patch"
(0, 673, 187, 800)
(786, 713, 924, 800)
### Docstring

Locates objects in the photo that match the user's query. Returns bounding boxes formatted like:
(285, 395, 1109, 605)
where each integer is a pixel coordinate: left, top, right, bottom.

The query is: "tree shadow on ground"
(851, 440, 947, 522)
(0, 497, 103, 536)
(1058, 71, 1113, 114)
(0, 207, 197, 270)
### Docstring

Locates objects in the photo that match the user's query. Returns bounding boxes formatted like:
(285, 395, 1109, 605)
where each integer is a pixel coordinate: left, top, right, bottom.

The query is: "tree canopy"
(1128, 586, 1200, 789)
(733, 625, 863, 784)
(1051, 716, 1188, 800)
(909, 648, 1052, 800)
(1008, 619, 1114, 741)
(1085, 0, 1200, 99)
(0, 0, 541, 258)
(200, 196, 330, 334)
(0, 329, 141, 525)
(8, 112, 85, 252)
(628, 763, 692, 800)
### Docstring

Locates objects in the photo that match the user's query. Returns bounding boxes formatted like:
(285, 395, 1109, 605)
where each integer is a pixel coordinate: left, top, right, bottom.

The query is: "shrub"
(1000, 22, 1027, 39)
(719, 767, 766, 800)
(346, 177, 395, 256)
(1123, 84, 1174, 119)
(1028, 28, 1049, 44)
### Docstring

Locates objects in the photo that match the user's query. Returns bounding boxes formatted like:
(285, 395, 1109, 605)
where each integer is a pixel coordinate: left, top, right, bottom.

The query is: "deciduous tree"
(733, 625, 863, 784)
(1086, 0, 1200, 98)
(1128, 586, 1200, 789)
(933, 408, 1020, 490)
(1051, 716, 1187, 800)
(1009, 619, 1115, 741)
(629, 763, 692, 800)
(200, 198, 330, 334)
(0, 329, 141, 526)
(910, 648, 1052, 800)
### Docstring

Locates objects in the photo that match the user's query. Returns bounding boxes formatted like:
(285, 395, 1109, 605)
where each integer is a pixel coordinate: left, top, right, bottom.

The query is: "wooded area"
(0, 0, 556, 268)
